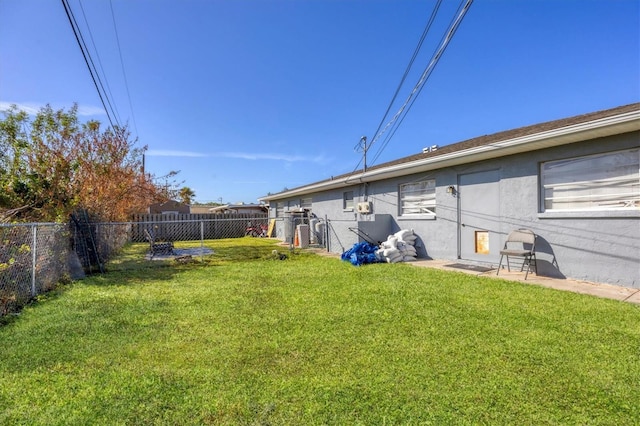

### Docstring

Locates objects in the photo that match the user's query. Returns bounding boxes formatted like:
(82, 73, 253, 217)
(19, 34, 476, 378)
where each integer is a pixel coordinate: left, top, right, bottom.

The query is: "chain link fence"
(130, 217, 268, 243)
(2, 211, 398, 317)
(1, 223, 70, 315)
(1, 215, 276, 317)
(0, 214, 340, 317)
(0, 214, 379, 316)
(70, 221, 132, 274)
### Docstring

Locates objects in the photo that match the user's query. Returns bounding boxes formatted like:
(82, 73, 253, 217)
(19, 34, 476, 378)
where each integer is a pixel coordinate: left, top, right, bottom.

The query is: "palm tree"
(178, 187, 195, 205)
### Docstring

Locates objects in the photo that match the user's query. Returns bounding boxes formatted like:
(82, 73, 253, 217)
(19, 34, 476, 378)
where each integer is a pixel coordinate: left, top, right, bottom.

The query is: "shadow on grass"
(89, 238, 292, 287)
(1, 238, 312, 325)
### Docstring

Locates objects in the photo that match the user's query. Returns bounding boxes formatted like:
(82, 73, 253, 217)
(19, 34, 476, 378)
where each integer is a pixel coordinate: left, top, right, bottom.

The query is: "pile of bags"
(340, 229, 418, 266)
(376, 229, 418, 263)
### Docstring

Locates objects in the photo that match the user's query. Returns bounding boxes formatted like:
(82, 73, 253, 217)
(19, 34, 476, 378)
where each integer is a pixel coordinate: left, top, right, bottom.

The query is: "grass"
(0, 237, 638, 425)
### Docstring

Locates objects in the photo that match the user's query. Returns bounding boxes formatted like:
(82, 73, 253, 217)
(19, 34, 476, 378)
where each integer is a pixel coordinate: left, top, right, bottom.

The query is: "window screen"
(399, 179, 436, 216)
(541, 149, 639, 211)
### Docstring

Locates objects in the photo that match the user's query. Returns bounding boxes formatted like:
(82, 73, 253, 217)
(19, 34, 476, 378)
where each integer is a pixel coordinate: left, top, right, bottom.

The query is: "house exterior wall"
(190, 206, 215, 214)
(506, 132, 639, 287)
(268, 131, 639, 288)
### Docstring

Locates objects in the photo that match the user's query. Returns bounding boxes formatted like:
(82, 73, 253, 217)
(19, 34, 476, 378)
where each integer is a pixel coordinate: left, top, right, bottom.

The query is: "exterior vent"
(357, 201, 372, 214)
(422, 145, 438, 153)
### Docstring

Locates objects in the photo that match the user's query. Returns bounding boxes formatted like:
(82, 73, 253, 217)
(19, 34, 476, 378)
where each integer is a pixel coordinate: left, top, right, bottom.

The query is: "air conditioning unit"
(357, 201, 372, 214)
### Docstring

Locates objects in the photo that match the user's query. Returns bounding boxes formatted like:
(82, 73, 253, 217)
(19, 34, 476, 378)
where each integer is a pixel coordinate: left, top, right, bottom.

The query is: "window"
(541, 149, 639, 212)
(301, 197, 312, 210)
(275, 201, 285, 217)
(400, 179, 436, 216)
(343, 191, 354, 210)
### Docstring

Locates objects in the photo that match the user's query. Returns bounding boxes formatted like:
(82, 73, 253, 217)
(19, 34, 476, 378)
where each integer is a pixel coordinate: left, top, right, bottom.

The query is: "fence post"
(31, 225, 37, 298)
(325, 215, 330, 252)
(200, 220, 204, 262)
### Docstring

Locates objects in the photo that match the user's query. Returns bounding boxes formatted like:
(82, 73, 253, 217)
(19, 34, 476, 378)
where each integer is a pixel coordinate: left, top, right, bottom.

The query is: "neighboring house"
(259, 103, 640, 288)
(208, 203, 269, 214)
(190, 205, 217, 214)
(148, 200, 191, 215)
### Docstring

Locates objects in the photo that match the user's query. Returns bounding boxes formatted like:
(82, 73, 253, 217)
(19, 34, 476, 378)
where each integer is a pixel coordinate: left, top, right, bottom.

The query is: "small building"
(208, 203, 268, 214)
(148, 200, 191, 215)
(260, 103, 640, 288)
(189, 205, 217, 214)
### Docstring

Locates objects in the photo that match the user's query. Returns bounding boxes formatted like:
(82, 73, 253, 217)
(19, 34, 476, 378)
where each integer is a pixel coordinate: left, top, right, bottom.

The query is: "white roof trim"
(260, 109, 640, 201)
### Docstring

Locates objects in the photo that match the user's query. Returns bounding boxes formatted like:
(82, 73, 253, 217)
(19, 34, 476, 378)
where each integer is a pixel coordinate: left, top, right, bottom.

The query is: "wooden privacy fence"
(130, 213, 269, 242)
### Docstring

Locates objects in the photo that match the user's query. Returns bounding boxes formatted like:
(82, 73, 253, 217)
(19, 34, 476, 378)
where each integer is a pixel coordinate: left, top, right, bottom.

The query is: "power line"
(345, 1, 444, 183)
(369, 0, 474, 166)
(109, 0, 139, 138)
(77, 0, 122, 126)
(61, 0, 120, 128)
(369, 0, 444, 144)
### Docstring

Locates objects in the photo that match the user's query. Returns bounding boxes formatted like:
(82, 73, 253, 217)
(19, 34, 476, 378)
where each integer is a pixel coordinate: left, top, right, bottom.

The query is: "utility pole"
(356, 136, 370, 202)
(356, 136, 368, 172)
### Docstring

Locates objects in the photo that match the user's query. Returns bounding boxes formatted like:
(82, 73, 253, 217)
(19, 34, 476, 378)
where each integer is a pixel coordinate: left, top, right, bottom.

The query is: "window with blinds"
(399, 179, 436, 216)
(301, 197, 312, 210)
(541, 149, 640, 211)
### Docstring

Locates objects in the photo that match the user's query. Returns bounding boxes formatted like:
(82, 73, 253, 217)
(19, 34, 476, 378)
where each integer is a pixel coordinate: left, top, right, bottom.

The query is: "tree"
(178, 187, 195, 205)
(0, 104, 169, 222)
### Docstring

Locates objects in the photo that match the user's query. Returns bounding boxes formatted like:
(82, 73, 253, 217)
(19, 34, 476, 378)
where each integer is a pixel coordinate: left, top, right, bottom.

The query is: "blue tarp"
(341, 242, 380, 266)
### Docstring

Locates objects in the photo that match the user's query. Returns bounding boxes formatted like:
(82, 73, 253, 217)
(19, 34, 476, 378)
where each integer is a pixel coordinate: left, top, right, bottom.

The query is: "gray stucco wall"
(269, 131, 640, 288)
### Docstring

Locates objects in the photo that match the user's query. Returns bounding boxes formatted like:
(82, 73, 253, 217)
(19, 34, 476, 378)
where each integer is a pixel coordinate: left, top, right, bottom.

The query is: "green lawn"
(1, 238, 638, 425)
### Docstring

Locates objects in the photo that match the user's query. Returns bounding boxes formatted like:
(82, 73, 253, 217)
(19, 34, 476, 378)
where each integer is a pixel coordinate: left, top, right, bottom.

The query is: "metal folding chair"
(497, 229, 537, 279)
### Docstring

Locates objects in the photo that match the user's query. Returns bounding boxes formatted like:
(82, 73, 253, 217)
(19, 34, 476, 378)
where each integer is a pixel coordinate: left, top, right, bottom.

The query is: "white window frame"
(399, 179, 436, 217)
(540, 149, 640, 213)
(343, 191, 354, 211)
(301, 197, 312, 210)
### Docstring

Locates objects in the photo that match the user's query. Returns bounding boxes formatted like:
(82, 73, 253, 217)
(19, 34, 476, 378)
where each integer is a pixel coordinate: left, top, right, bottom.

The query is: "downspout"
(361, 136, 368, 202)
(456, 179, 462, 259)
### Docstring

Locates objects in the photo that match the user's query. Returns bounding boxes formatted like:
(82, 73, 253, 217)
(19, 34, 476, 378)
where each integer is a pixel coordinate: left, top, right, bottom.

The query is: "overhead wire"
(76, 0, 122, 126)
(372, 1, 471, 165)
(109, 0, 139, 138)
(61, 0, 120, 129)
(369, 0, 443, 144)
(369, 0, 474, 166)
(344, 0, 443, 182)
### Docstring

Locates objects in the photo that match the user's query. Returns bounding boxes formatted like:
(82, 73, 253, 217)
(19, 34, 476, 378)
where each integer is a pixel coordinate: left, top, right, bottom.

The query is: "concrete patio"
(411, 259, 640, 305)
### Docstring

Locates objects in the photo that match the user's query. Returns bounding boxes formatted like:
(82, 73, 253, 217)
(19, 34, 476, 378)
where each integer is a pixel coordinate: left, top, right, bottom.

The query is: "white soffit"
(357, 110, 640, 182)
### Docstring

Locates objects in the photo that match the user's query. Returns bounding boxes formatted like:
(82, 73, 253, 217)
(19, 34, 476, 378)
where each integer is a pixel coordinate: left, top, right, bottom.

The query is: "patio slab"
(411, 259, 640, 305)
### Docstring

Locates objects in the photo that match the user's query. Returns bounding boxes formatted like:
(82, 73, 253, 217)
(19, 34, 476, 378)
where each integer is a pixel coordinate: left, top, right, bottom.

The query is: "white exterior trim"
(260, 109, 640, 201)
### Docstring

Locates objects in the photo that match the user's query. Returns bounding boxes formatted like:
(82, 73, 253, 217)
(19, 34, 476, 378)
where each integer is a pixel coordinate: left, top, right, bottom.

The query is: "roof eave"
(259, 109, 640, 202)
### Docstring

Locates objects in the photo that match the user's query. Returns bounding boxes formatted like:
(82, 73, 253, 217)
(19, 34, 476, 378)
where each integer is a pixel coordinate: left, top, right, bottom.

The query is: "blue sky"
(1, 0, 638, 204)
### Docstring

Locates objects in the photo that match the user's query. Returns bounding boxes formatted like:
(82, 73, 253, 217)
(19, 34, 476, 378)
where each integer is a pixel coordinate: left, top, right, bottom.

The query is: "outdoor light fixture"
(447, 185, 456, 194)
